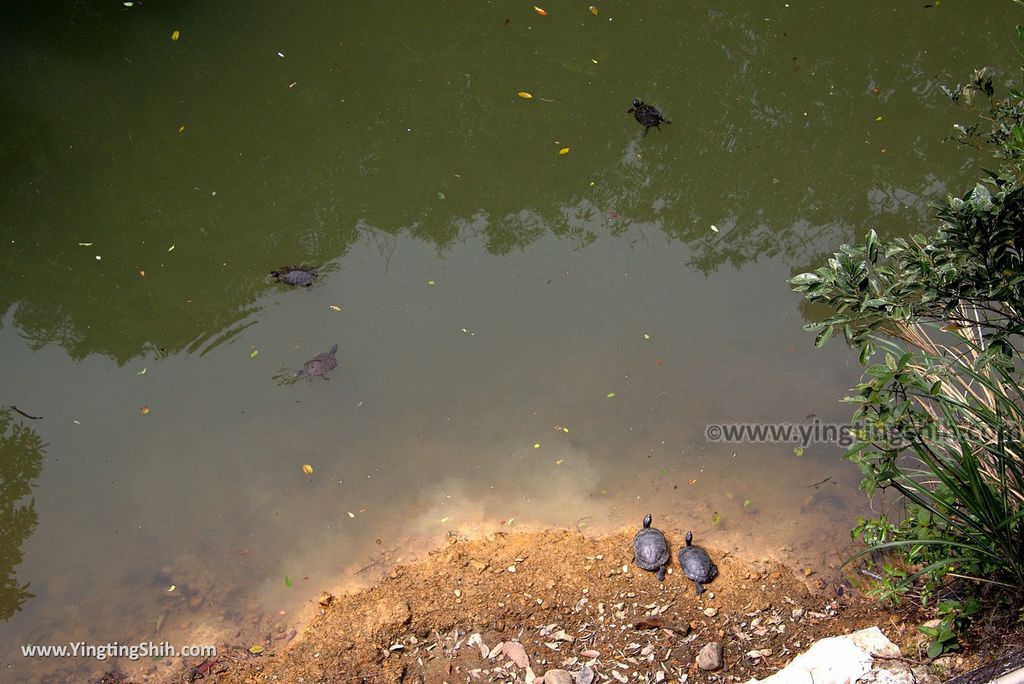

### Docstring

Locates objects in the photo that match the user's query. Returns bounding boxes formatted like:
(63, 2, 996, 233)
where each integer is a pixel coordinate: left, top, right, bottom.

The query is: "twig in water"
(806, 476, 832, 488)
(10, 405, 42, 420)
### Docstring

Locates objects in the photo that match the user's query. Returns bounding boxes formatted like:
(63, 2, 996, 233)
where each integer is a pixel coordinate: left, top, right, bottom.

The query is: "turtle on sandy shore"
(632, 514, 670, 581)
(677, 531, 717, 595)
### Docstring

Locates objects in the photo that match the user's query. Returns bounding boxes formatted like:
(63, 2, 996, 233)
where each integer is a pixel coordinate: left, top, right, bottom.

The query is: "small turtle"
(632, 514, 670, 581)
(298, 344, 337, 381)
(628, 97, 671, 135)
(677, 531, 717, 595)
(271, 266, 318, 288)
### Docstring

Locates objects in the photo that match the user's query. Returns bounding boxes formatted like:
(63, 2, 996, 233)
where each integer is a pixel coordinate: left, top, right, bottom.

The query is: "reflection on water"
(0, 409, 43, 621)
(1, 0, 1021, 680)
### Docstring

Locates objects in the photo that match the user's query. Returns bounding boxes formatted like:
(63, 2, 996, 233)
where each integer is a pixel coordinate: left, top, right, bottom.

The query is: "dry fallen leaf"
(558, 147, 571, 155)
(589, 5, 599, 15)
(171, 30, 180, 41)
(518, 91, 533, 99)
(533, 6, 548, 16)
(503, 640, 530, 667)
(140, 406, 151, 415)
(302, 464, 313, 474)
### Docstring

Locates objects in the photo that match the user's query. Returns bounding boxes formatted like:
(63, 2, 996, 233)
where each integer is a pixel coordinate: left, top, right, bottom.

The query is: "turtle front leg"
(656, 565, 666, 582)
(694, 581, 705, 595)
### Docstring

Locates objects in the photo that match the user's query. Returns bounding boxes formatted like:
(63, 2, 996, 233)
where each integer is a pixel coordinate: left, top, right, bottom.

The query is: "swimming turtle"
(628, 98, 671, 134)
(632, 514, 670, 581)
(271, 266, 318, 288)
(298, 344, 337, 381)
(677, 531, 717, 595)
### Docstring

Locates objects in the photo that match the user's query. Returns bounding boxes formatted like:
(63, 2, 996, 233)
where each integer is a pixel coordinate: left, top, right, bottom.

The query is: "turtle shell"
(632, 514, 670, 581)
(271, 266, 318, 287)
(677, 531, 717, 594)
(300, 344, 338, 380)
(628, 98, 670, 129)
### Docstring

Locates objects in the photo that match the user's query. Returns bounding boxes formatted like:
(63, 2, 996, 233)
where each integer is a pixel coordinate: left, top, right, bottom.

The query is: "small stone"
(454, 589, 462, 598)
(696, 642, 723, 671)
(576, 666, 596, 684)
(706, 592, 715, 599)
(544, 669, 574, 684)
(318, 591, 334, 607)
(792, 607, 805, 620)
(507, 565, 518, 573)
(703, 607, 718, 618)
(580, 649, 600, 659)
(470, 559, 488, 572)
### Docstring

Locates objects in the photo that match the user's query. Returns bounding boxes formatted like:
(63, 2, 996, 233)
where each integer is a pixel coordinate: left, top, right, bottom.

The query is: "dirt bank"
(105, 523, 962, 684)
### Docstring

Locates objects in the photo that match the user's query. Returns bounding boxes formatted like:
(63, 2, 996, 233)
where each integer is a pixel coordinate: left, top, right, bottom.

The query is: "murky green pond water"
(2, 1, 1021, 680)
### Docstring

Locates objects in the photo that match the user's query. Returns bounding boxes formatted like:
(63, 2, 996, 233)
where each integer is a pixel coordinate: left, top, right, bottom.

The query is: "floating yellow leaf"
(138, 270, 146, 277)
(78, 242, 93, 246)
(347, 511, 355, 518)
(533, 443, 541, 449)
(137, 367, 147, 375)
(329, 304, 342, 311)
(440, 516, 450, 523)
(559, 147, 571, 155)
(555, 458, 564, 465)
(426, 279, 435, 285)
(688, 478, 698, 485)
(302, 464, 313, 474)
(141, 406, 151, 415)
(250, 349, 258, 358)
(589, 5, 599, 15)
(592, 58, 599, 64)
(177, 125, 185, 134)
(249, 645, 264, 654)
(518, 91, 533, 99)
(606, 392, 616, 398)
(711, 511, 721, 526)
(171, 30, 180, 41)
(875, 116, 883, 122)
(168, 244, 175, 252)
(533, 6, 548, 16)
(167, 584, 176, 592)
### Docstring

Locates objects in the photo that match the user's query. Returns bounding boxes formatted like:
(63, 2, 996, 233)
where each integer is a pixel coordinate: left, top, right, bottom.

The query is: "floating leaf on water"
(250, 349, 258, 358)
(589, 5, 599, 15)
(440, 516, 450, 523)
(555, 459, 564, 465)
(711, 224, 719, 233)
(249, 645, 264, 654)
(78, 242, 94, 246)
(591, 58, 598, 64)
(533, 6, 548, 16)
(167, 584, 176, 592)
(168, 245, 176, 252)
(533, 443, 541, 449)
(141, 406, 151, 415)
(688, 479, 697, 485)
(138, 270, 145, 277)
(329, 304, 342, 311)
(302, 464, 313, 474)
(559, 147, 571, 155)
(875, 116, 883, 122)
(711, 511, 721, 526)
(743, 498, 752, 507)
(606, 392, 616, 398)
(437, 192, 446, 200)
(793, 446, 805, 457)
(171, 30, 180, 41)
(284, 575, 293, 587)
(518, 91, 533, 99)
(426, 280, 435, 286)
(347, 511, 355, 518)
(177, 126, 185, 134)
(643, 333, 650, 340)
(137, 368, 147, 375)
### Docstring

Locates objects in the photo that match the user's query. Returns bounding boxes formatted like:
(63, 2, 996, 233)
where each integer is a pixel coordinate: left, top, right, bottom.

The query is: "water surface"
(1, 2, 1021, 680)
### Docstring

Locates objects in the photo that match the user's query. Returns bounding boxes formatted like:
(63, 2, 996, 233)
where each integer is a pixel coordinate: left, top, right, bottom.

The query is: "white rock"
(745, 626, 934, 684)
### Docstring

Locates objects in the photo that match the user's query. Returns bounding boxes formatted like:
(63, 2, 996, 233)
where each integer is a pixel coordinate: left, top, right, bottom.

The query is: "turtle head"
(685, 531, 693, 546)
(632, 97, 642, 108)
(642, 513, 652, 529)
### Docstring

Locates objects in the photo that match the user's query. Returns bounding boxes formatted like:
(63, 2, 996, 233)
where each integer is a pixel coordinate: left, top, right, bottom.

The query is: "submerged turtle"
(632, 514, 670, 581)
(271, 266, 318, 288)
(628, 98, 671, 134)
(298, 344, 338, 381)
(677, 531, 717, 595)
